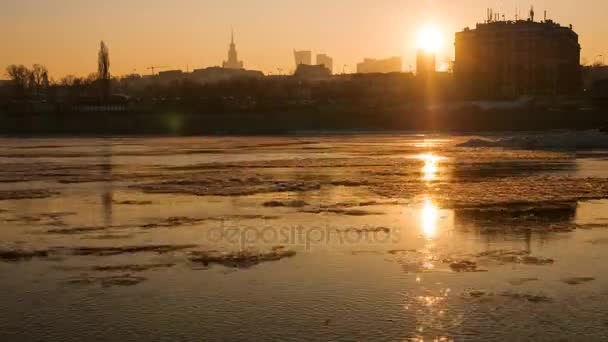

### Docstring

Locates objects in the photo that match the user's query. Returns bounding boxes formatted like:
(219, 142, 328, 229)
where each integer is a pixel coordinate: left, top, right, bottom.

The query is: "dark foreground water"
(1, 134, 608, 341)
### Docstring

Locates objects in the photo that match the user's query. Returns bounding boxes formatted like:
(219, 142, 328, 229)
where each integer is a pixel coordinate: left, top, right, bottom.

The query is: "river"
(1, 134, 608, 341)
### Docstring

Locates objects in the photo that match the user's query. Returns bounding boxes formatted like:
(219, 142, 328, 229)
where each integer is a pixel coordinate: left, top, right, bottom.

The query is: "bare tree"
(30, 65, 48, 86)
(29, 64, 49, 96)
(98, 40, 111, 100)
(6, 65, 30, 88)
(60, 75, 77, 86)
(6, 65, 31, 99)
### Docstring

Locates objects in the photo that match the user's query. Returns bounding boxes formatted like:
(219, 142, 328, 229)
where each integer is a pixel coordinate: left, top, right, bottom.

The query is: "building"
(592, 79, 608, 107)
(454, 10, 581, 98)
(190, 67, 263, 84)
(293, 64, 331, 80)
(294, 50, 312, 67)
(222, 31, 244, 70)
(583, 65, 608, 91)
(316, 54, 334, 74)
(356, 57, 402, 74)
(416, 50, 436, 76)
(157, 70, 184, 83)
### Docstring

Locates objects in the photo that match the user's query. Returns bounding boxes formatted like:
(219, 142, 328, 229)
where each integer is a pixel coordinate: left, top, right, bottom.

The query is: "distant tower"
(294, 50, 312, 67)
(223, 29, 244, 70)
(316, 54, 333, 74)
(416, 49, 436, 76)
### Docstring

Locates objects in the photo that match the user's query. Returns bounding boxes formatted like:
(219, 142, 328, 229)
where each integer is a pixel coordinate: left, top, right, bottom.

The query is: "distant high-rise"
(222, 30, 244, 70)
(454, 13, 581, 97)
(356, 57, 402, 74)
(294, 50, 312, 67)
(416, 50, 436, 76)
(316, 54, 333, 74)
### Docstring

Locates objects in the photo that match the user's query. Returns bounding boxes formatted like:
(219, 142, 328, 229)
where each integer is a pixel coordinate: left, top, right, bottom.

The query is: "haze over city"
(2, 0, 607, 78)
(4, 1, 608, 341)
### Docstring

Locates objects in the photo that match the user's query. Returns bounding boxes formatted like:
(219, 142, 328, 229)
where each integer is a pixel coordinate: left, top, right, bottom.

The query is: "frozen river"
(1, 134, 608, 341)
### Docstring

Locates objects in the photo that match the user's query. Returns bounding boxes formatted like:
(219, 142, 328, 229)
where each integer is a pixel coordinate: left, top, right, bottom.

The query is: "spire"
(223, 28, 243, 70)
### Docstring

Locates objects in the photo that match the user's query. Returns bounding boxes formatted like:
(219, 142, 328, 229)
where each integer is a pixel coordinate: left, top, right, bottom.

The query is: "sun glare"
(417, 26, 443, 53)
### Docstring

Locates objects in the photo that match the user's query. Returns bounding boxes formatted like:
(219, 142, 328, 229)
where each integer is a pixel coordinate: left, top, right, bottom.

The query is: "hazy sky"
(1, 0, 606, 78)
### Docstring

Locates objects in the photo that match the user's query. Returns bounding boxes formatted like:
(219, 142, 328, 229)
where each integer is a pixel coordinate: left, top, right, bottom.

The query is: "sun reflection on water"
(421, 197, 439, 240)
(417, 153, 445, 181)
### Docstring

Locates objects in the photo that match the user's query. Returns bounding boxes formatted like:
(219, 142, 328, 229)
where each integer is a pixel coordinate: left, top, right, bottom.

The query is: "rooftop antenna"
(515, 8, 518, 21)
(544, 10, 547, 21)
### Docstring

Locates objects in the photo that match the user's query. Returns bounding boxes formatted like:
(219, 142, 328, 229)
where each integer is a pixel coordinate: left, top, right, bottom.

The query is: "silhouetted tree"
(5, 65, 30, 98)
(98, 40, 111, 101)
(60, 75, 77, 86)
(29, 64, 49, 96)
(5, 64, 49, 99)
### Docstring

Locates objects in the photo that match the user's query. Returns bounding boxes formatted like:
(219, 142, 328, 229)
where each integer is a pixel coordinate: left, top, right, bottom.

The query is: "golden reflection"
(417, 153, 445, 181)
(422, 260, 435, 270)
(421, 197, 439, 240)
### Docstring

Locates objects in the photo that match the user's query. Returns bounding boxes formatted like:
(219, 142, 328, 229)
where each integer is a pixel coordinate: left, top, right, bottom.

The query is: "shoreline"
(1, 108, 606, 136)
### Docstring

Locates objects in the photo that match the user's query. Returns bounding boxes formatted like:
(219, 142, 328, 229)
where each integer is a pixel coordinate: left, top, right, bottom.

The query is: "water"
(1, 134, 608, 341)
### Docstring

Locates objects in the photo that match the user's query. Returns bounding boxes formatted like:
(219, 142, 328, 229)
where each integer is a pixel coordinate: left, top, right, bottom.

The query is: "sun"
(417, 26, 443, 53)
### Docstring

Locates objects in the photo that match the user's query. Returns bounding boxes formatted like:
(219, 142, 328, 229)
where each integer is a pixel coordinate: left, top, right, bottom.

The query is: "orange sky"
(1, 0, 606, 79)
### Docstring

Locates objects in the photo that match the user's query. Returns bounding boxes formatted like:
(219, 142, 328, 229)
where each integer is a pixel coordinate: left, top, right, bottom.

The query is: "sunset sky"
(1, 0, 606, 78)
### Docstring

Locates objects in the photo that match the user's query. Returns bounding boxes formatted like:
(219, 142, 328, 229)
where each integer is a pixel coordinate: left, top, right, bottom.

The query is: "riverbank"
(1, 107, 606, 135)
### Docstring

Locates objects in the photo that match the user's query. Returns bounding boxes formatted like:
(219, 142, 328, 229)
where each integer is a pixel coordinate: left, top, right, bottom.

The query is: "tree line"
(3, 41, 111, 101)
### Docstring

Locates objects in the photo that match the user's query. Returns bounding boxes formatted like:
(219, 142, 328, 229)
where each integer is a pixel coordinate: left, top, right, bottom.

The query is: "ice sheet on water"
(458, 130, 608, 150)
(372, 176, 608, 207)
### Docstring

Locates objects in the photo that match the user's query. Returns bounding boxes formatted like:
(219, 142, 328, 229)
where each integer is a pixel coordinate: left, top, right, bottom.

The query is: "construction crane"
(146, 66, 168, 75)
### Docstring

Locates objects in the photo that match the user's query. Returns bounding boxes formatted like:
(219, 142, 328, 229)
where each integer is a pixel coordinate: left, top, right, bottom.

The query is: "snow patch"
(458, 130, 608, 150)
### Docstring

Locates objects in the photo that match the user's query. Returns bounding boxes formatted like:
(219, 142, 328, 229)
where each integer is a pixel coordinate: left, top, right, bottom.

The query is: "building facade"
(316, 54, 334, 74)
(416, 50, 436, 76)
(191, 67, 263, 84)
(454, 17, 581, 98)
(294, 64, 331, 80)
(157, 70, 184, 83)
(294, 50, 312, 67)
(356, 57, 402, 74)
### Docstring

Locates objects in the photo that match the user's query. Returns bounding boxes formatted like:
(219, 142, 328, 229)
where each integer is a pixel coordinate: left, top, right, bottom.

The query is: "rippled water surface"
(1, 135, 608, 341)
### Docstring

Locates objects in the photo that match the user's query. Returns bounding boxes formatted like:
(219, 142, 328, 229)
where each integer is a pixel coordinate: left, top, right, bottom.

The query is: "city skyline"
(2, 0, 607, 78)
